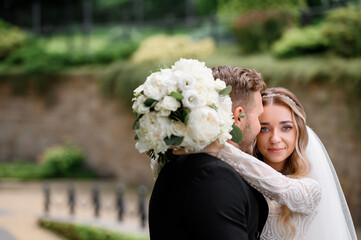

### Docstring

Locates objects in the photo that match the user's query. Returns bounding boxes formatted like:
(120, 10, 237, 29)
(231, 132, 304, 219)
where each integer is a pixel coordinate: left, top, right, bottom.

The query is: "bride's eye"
(282, 125, 292, 131)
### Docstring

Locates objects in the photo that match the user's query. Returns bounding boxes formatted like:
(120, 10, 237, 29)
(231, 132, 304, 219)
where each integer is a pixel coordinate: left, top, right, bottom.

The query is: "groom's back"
(149, 153, 268, 240)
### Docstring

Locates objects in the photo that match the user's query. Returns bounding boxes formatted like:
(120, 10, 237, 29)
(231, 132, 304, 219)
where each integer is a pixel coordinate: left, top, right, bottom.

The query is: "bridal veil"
(305, 126, 358, 239)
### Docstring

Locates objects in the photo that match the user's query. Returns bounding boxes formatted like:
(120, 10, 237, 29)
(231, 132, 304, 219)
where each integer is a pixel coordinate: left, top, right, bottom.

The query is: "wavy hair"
(254, 87, 310, 239)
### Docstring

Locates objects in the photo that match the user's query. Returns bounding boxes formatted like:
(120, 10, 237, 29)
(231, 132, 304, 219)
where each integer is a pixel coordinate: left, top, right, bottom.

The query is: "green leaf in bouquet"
(169, 108, 189, 125)
(144, 98, 157, 108)
(219, 85, 232, 96)
(230, 124, 243, 143)
(134, 134, 139, 140)
(132, 114, 143, 130)
(169, 111, 182, 122)
(164, 135, 184, 146)
(183, 108, 190, 125)
(170, 91, 184, 100)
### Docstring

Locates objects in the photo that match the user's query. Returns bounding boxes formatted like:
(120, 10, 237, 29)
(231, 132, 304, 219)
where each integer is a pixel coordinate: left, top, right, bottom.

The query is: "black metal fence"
(42, 181, 149, 228)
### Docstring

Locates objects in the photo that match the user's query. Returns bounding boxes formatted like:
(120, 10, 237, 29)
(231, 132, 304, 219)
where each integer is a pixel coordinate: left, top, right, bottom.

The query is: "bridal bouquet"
(132, 58, 241, 166)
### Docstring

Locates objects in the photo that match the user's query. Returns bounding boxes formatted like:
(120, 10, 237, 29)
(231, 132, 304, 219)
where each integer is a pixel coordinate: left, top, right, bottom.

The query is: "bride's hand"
(171, 141, 224, 157)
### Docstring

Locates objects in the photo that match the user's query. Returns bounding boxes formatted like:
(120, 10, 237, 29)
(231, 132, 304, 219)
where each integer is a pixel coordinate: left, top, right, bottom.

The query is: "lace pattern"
(218, 143, 321, 214)
(261, 198, 317, 240)
(218, 142, 322, 239)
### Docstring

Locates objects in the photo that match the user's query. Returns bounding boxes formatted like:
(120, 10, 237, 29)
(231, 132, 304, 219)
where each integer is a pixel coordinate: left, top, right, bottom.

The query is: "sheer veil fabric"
(305, 127, 358, 240)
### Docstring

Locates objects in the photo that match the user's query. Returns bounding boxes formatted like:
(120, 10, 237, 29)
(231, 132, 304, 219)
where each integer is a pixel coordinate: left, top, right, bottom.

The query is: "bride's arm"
(218, 142, 322, 215)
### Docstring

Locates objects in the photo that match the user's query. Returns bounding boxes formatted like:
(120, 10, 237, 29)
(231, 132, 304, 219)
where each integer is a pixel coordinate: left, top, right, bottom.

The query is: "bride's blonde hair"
(254, 87, 311, 239)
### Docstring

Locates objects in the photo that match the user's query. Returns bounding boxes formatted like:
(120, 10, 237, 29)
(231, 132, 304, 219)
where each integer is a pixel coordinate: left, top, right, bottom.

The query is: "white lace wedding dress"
(218, 142, 322, 240)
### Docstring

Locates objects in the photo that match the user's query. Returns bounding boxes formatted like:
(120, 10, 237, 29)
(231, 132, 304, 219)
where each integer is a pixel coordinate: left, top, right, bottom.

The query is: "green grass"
(39, 219, 149, 240)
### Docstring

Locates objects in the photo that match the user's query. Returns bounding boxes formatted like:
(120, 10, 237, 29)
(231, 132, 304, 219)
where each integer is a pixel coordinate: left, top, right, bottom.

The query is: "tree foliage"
(217, 0, 305, 24)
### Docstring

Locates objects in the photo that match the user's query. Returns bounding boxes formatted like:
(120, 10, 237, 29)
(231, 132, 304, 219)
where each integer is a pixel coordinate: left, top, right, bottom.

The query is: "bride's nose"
(270, 130, 281, 144)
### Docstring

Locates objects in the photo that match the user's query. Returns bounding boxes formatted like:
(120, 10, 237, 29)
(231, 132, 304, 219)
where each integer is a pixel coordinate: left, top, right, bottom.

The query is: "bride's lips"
(268, 148, 285, 153)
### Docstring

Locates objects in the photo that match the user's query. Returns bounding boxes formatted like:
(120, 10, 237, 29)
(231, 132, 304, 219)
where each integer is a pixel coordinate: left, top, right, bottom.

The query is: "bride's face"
(256, 104, 297, 172)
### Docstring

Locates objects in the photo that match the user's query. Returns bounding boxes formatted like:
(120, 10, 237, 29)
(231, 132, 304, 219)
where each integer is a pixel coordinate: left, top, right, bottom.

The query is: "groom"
(149, 66, 269, 239)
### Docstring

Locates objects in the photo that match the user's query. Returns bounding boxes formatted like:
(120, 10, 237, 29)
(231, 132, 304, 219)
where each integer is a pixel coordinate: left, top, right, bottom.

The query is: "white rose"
(160, 69, 176, 82)
(159, 69, 179, 94)
(158, 108, 171, 117)
(160, 96, 181, 111)
(170, 120, 186, 136)
(182, 90, 201, 109)
(143, 72, 167, 100)
(187, 107, 220, 149)
(214, 78, 226, 91)
(132, 95, 150, 114)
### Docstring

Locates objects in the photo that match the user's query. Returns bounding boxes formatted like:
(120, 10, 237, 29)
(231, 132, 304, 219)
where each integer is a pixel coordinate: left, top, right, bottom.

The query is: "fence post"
(92, 182, 101, 218)
(68, 182, 76, 215)
(138, 185, 147, 228)
(116, 184, 125, 221)
(43, 182, 50, 215)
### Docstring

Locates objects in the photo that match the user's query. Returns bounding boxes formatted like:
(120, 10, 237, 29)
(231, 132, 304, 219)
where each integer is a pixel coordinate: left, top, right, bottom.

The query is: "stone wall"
(0, 76, 153, 187)
(0, 76, 360, 225)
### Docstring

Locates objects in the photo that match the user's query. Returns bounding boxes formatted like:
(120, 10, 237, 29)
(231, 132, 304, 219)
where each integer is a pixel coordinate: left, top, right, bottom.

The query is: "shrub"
(39, 143, 86, 178)
(322, 5, 361, 58)
(272, 25, 328, 58)
(3, 40, 66, 75)
(217, 0, 305, 24)
(232, 9, 295, 53)
(0, 19, 27, 59)
(39, 219, 149, 240)
(130, 34, 215, 64)
(92, 41, 139, 64)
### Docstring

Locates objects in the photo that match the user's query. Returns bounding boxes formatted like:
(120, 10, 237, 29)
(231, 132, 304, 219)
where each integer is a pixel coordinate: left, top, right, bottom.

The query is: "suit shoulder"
(185, 153, 247, 183)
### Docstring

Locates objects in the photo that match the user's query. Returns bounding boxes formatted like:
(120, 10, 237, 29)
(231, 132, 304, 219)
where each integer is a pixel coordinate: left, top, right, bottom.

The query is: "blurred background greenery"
(1, 0, 361, 239)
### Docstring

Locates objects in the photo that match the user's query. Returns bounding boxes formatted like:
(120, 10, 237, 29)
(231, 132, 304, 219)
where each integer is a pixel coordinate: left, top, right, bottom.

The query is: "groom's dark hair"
(212, 66, 266, 111)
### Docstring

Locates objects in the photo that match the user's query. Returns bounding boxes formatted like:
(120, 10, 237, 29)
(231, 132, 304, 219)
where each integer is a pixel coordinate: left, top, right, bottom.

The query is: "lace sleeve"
(218, 143, 322, 214)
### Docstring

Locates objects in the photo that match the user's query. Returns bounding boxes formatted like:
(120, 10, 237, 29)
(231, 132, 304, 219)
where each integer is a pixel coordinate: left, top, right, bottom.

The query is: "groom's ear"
(233, 106, 245, 130)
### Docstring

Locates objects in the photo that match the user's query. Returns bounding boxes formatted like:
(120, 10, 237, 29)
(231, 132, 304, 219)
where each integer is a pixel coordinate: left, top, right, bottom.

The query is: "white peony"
(182, 90, 201, 109)
(143, 72, 167, 100)
(170, 120, 186, 137)
(172, 58, 213, 82)
(159, 69, 178, 94)
(137, 112, 171, 153)
(187, 107, 220, 149)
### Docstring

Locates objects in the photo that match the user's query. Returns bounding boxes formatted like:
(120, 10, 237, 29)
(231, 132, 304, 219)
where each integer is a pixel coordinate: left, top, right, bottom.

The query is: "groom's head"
(212, 66, 266, 153)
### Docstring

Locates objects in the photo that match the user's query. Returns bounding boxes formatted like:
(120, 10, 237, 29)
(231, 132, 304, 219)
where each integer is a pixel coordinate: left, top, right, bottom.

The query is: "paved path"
(0, 228, 17, 240)
(0, 180, 149, 240)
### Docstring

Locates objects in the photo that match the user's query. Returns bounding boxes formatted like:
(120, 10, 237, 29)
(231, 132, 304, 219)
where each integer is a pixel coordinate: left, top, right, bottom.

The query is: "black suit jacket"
(149, 153, 268, 240)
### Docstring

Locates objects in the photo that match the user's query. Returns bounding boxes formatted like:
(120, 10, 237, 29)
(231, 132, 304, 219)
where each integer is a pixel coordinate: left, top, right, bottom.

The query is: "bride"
(173, 87, 358, 239)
